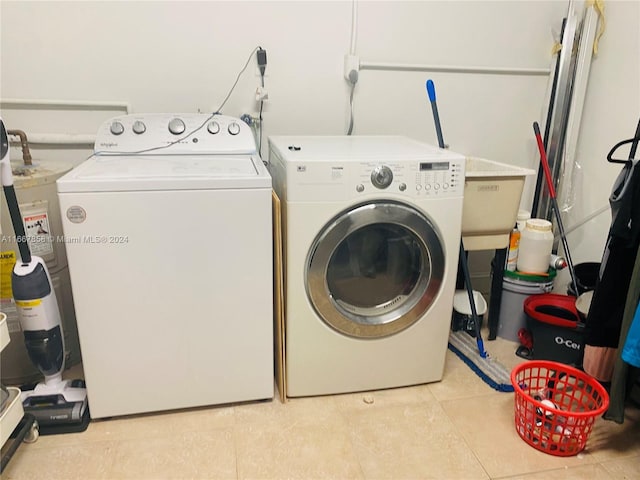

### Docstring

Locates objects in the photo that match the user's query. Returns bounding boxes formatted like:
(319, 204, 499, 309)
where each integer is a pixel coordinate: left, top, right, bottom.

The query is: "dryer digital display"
(420, 162, 450, 171)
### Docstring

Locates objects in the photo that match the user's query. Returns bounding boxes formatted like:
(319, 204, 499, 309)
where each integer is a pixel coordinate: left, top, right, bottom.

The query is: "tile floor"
(2, 334, 639, 480)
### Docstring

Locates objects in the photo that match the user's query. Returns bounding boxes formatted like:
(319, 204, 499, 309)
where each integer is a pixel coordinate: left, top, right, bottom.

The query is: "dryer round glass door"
(306, 201, 445, 338)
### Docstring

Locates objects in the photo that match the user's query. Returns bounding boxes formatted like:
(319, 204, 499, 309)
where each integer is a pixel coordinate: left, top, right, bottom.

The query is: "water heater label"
(66, 206, 87, 224)
(23, 211, 54, 257)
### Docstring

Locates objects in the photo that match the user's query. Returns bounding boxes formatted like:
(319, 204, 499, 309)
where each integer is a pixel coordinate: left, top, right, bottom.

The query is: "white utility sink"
(462, 157, 535, 251)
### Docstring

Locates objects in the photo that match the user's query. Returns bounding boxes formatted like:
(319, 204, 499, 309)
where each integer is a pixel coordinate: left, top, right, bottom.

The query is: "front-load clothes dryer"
(269, 135, 465, 397)
(57, 114, 273, 418)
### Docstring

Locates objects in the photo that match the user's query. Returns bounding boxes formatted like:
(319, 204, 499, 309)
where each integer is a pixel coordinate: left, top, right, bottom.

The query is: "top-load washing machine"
(269, 135, 465, 397)
(57, 114, 273, 418)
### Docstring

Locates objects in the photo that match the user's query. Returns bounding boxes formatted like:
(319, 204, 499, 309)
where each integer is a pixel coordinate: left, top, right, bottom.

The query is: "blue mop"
(426, 79, 514, 392)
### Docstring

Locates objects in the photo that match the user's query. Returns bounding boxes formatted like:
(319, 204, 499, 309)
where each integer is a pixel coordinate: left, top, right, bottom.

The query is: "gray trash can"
(497, 270, 555, 342)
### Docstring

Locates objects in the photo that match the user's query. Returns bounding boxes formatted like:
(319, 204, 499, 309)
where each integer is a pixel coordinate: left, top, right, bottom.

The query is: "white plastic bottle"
(516, 209, 531, 232)
(517, 219, 554, 274)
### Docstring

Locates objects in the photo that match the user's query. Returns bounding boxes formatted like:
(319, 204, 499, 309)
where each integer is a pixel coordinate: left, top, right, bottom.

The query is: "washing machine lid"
(57, 154, 271, 192)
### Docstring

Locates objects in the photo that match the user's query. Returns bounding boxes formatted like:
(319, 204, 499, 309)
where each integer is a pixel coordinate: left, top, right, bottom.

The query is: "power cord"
(256, 48, 267, 156)
(215, 46, 263, 115)
(346, 69, 358, 135)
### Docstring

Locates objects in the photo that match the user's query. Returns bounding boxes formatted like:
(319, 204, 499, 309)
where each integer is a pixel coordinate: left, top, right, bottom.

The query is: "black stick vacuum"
(1, 118, 89, 434)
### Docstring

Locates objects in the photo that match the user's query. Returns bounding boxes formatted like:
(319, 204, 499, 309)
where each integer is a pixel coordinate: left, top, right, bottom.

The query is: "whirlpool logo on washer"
(555, 336, 582, 350)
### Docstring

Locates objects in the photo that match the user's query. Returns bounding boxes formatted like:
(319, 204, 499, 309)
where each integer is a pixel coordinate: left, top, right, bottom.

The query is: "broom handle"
(533, 122, 580, 296)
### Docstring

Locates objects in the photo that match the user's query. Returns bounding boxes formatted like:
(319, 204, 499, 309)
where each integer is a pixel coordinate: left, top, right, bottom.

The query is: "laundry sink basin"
(462, 157, 535, 251)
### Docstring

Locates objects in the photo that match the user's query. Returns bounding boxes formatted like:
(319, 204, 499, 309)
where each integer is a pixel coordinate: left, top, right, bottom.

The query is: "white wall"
(1, 0, 638, 270)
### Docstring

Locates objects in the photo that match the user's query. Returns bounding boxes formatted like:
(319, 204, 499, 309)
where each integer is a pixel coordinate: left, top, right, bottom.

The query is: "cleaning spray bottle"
(506, 224, 520, 271)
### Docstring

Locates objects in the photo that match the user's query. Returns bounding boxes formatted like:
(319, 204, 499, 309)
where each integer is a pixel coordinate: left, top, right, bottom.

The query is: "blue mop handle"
(426, 80, 445, 149)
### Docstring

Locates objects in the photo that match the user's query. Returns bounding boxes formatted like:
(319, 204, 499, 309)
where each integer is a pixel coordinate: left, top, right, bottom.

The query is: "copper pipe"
(7, 129, 33, 166)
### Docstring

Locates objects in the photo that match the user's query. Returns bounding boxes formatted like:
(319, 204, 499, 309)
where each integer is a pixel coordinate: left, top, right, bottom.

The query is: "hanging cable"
(345, 0, 358, 135)
(257, 48, 268, 156)
(346, 83, 356, 135)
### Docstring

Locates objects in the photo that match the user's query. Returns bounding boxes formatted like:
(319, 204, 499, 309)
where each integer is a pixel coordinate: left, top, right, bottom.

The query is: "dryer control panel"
(268, 135, 466, 202)
(94, 113, 256, 155)
(354, 159, 464, 199)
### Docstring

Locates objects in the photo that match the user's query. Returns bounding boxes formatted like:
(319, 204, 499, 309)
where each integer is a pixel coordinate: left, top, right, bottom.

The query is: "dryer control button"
(168, 118, 186, 135)
(110, 121, 125, 136)
(132, 121, 146, 135)
(399, 183, 407, 191)
(371, 165, 393, 189)
(356, 184, 365, 193)
(228, 122, 241, 135)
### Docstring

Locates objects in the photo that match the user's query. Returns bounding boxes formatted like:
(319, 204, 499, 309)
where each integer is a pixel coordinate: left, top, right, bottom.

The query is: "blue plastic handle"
(426, 79, 436, 102)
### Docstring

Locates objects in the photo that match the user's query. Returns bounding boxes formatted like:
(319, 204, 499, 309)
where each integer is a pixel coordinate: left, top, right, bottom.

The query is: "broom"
(426, 79, 514, 392)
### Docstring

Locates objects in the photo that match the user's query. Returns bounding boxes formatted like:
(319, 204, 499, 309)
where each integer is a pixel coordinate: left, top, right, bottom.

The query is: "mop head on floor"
(448, 330, 514, 392)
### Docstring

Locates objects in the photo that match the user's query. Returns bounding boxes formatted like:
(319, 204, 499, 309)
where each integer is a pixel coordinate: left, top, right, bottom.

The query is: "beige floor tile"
(109, 428, 237, 480)
(235, 395, 340, 428)
(599, 453, 640, 478)
(347, 402, 488, 479)
(583, 407, 640, 461)
(234, 421, 363, 480)
(499, 462, 614, 479)
(332, 382, 436, 413)
(1, 440, 118, 480)
(440, 393, 599, 478)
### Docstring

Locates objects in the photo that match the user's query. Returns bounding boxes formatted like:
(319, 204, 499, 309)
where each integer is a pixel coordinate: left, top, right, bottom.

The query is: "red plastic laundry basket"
(510, 360, 609, 456)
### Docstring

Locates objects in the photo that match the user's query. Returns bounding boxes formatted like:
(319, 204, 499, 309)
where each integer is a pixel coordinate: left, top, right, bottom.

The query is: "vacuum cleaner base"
(20, 379, 90, 435)
(24, 406, 90, 436)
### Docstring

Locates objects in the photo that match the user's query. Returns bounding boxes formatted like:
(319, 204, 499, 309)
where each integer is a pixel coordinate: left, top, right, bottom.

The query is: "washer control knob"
(168, 118, 186, 135)
(399, 183, 407, 191)
(371, 165, 393, 189)
(356, 184, 365, 193)
(132, 120, 146, 135)
(207, 121, 220, 134)
(227, 122, 241, 135)
(110, 121, 125, 136)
